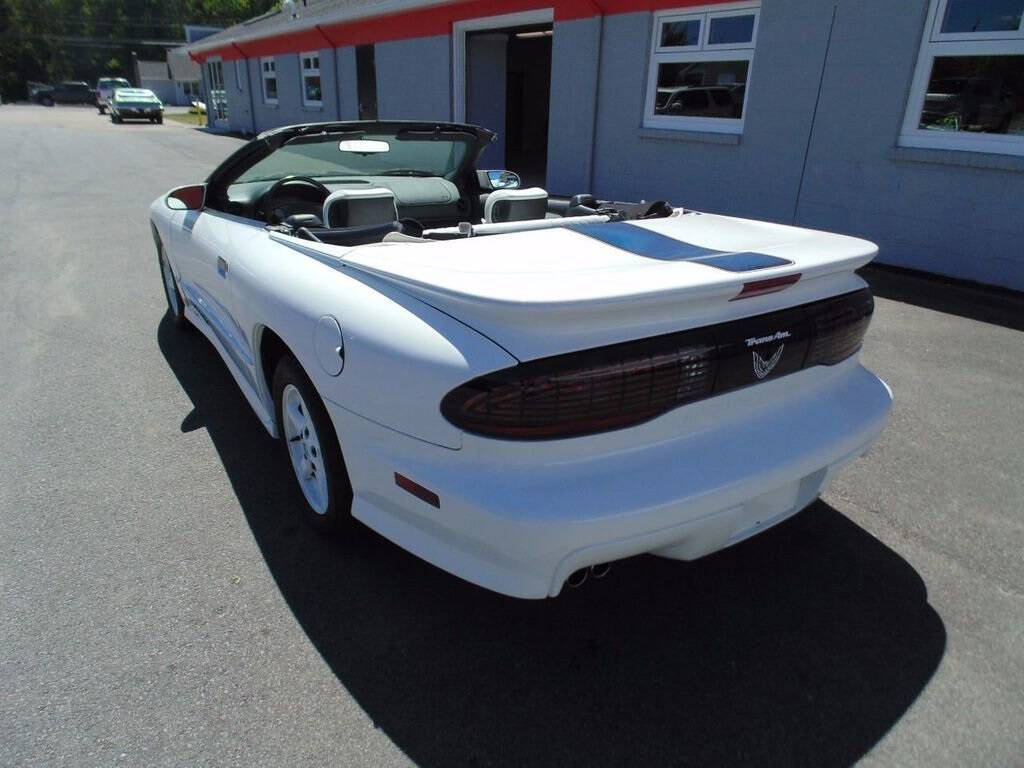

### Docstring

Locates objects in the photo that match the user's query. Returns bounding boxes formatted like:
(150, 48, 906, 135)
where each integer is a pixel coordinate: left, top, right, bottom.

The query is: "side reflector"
(732, 273, 802, 300)
(394, 473, 440, 508)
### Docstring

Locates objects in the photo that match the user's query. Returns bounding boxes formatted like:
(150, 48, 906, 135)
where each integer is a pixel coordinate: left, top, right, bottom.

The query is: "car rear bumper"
(327, 358, 892, 599)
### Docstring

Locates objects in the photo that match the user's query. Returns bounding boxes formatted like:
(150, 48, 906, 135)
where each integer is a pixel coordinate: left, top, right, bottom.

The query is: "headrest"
(484, 187, 548, 223)
(323, 187, 398, 228)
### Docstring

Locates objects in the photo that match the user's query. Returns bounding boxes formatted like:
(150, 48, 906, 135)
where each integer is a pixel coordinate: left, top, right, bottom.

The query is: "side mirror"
(166, 184, 206, 211)
(485, 170, 521, 190)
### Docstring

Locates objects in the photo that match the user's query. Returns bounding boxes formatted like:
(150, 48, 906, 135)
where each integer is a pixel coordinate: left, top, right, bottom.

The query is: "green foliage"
(0, 0, 276, 100)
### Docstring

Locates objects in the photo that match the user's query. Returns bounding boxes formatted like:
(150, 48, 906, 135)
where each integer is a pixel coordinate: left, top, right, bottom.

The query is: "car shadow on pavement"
(159, 315, 947, 767)
(861, 264, 1024, 332)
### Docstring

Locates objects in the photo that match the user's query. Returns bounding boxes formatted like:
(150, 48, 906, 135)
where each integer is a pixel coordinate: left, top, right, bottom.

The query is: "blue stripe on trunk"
(566, 221, 792, 272)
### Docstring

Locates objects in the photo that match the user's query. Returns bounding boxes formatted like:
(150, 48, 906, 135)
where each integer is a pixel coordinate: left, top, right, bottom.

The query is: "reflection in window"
(708, 14, 756, 45)
(655, 61, 748, 118)
(661, 19, 701, 47)
(941, 0, 1024, 33)
(920, 55, 1024, 133)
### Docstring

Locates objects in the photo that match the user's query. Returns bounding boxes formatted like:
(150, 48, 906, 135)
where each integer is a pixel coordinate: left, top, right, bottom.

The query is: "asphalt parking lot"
(1, 104, 1022, 767)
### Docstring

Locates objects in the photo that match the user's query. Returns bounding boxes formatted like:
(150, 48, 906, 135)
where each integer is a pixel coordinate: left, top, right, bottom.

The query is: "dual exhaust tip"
(566, 563, 611, 589)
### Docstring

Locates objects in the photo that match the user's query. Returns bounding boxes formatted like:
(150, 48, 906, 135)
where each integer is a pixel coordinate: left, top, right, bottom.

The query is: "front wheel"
(273, 355, 353, 531)
(156, 115, 163, 124)
(98, 105, 106, 114)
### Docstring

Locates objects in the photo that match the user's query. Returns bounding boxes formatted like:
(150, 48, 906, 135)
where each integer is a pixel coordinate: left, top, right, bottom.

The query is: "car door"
(172, 208, 261, 390)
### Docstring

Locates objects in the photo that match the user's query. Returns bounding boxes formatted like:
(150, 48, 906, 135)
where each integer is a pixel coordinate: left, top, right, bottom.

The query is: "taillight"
(805, 290, 874, 366)
(442, 288, 873, 440)
(441, 330, 717, 440)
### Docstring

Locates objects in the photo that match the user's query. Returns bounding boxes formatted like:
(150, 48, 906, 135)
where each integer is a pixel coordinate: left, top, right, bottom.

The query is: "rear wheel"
(273, 355, 352, 531)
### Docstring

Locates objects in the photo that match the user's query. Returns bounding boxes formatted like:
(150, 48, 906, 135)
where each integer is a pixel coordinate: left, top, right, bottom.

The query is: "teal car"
(109, 88, 164, 124)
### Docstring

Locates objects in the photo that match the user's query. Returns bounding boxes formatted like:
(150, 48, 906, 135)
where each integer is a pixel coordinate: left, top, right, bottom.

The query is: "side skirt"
(183, 305, 278, 438)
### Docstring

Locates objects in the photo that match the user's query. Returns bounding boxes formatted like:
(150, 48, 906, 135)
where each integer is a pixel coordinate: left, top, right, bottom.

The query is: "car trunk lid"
(293, 213, 877, 360)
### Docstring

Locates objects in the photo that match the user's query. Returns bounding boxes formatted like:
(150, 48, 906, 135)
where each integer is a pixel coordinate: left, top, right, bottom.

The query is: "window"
(260, 57, 277, 104)
(300, 51, 322, 107)
(206, 60, 228, 121)
(644, 3, 759, 133)
(234, 59, 244, 92)
(901, 0, 1024, 155)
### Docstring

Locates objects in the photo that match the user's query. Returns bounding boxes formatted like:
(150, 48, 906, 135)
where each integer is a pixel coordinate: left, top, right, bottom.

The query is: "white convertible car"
(151, 120, 892, 598)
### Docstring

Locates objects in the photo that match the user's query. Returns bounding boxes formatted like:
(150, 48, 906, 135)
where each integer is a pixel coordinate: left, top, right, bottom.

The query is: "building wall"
(546, 16, 601, 196)
(794, 0, 1024, 291)
(225, 59, 253, 134)
(191, 1, 1024, 290)
(375, 35, 451, 121)
(586, 5, 833, 222)
(336, 46, 360, 121)
(141, 78, 177, 105)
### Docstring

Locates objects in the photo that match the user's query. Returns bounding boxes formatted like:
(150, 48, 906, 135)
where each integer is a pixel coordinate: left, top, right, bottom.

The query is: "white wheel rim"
(282, 384, 329, 515)
(160, 252, 181, 317)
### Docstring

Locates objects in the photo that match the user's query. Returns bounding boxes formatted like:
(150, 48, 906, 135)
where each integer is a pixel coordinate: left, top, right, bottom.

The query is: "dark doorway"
(356, 44, 378, 121)
(465, 24, 552, 187)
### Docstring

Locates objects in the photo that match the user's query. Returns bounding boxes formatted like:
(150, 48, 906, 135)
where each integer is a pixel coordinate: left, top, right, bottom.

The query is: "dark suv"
(35, 81, 95, 106)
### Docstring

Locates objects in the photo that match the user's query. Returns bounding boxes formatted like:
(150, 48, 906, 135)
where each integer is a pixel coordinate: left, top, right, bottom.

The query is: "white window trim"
(300, 51, 323, 107)
(260, 56, 278, 105)
(643, 1, 760, 134)
(233, 59, 243, 92)
(899, 0, 1024, 156)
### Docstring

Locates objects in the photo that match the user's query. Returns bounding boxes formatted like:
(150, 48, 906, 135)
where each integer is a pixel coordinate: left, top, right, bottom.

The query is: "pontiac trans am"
(150, 120, 892, 598)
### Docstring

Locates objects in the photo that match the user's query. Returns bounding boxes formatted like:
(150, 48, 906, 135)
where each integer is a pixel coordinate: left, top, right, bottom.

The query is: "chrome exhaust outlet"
(589, 563, 611, 579)
(566, 568, 589, 588)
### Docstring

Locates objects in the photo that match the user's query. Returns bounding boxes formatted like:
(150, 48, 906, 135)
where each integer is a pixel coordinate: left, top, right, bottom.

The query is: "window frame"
(643, 2, 760, 134)
(300, 51, 323, 107)
(260, 56, 278, 105)
(899, 0, 1024, 155)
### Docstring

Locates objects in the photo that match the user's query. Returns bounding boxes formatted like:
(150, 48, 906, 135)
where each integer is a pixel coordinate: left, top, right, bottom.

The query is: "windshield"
(115, 89, 159, 103)
(236, 131, 471, 182)
(100, 79, 130, 89)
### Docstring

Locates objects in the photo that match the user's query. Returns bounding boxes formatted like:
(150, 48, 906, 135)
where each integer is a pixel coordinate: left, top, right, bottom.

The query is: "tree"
(0, 0, 277, 99)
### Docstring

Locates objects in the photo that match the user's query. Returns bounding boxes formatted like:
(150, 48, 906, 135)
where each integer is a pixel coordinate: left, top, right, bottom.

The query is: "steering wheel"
(260, 175, 330, 225)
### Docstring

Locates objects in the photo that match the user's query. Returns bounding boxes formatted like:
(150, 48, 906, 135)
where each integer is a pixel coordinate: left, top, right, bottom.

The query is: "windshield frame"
(205, 120, 495, 213)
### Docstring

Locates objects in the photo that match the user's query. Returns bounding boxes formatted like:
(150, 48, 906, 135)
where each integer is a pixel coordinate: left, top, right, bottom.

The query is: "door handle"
(217, 256, 229, 275)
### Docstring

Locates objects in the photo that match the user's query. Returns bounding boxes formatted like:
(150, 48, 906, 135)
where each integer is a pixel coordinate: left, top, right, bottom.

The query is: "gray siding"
(225, 59, 253, 134)
(336, 46, 359, 121)
(587, 6, 833, 222)
(546, 17, 601, 196)
(794, 0, 1024, 291)
(240, 50, 341, 133)
(375, 36, 451, 121)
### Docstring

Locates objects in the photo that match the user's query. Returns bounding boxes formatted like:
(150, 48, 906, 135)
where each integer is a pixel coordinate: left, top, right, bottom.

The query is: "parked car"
(920, 76, 1016, 133)
(33, 81, 94, 106)
(655, 85, 745, 118)
(95, 77, 131, 114)
(109, 88, 164, 124)
(150, 120, 892, 599)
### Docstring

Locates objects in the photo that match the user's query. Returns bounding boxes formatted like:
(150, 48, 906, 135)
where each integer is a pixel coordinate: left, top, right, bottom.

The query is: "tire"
(156, 115, 163, 125)
(98, 105, 106, 114)
(157, 241, 189, 329)
(273, 354, 353, 531)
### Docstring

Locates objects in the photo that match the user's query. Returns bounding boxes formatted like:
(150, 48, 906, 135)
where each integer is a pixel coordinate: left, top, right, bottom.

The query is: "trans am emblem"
(752, 345, 784, 380)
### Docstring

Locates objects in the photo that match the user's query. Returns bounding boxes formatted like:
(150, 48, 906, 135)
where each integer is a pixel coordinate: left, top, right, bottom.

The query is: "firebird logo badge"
(752, 345, 785, 379)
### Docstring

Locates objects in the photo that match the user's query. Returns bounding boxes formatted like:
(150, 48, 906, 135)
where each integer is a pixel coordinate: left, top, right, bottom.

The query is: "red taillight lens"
(442, 288, 874, 441)
(441, 331, 717, 440)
